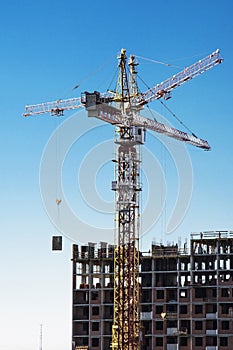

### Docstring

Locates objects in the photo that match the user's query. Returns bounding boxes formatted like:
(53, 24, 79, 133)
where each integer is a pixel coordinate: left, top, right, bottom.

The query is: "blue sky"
(0, 1, 232, 350)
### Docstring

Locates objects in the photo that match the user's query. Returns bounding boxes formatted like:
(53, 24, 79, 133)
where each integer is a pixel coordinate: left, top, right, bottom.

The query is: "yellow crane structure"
(24, 48, 222, 350)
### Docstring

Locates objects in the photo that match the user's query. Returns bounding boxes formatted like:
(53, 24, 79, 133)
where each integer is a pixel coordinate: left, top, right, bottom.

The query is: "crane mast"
(111, 49, 141, 350)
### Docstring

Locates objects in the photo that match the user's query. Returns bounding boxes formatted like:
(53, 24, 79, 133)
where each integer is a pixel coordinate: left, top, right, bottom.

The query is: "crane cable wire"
(72, 55, 115, 91)
(160, 102, 167, 244)
(158, 100, 198, 138)
(135, 50, 212, 67)
(106, 67, 118, 93)
(54, 116, 62, 233)
(134, 54, 182, 69)
(51, 55, 116, 102)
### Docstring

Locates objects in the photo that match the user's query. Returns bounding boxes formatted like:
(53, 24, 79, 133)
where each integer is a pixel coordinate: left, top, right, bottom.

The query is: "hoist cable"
(159, 99, 198, 138)
(107, 67, 118, 93)
(135, 54, 182, 69)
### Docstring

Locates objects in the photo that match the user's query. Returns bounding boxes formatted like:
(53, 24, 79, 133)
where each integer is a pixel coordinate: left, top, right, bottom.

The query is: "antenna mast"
(39, 324, 43, 350)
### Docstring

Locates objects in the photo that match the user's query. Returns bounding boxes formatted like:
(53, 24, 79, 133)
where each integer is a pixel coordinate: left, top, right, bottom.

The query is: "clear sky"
(0, 1, 232, 350)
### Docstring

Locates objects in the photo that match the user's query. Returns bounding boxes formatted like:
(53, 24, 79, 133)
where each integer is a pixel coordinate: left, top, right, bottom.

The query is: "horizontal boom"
(84, 97, 210, 150)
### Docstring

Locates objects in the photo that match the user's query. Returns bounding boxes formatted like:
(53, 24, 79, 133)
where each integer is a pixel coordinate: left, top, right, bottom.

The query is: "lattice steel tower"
(111, 49, 142, 350)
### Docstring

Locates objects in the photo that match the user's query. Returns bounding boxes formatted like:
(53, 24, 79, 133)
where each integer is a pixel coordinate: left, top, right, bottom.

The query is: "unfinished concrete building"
(72, 231, 233, 349)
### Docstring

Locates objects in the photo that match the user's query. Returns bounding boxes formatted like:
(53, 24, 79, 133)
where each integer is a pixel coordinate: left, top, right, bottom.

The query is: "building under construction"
(72, 230, 233, 350)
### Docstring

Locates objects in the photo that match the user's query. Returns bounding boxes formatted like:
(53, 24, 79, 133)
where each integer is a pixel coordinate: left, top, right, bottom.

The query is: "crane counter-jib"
(23, 97, 83, 116)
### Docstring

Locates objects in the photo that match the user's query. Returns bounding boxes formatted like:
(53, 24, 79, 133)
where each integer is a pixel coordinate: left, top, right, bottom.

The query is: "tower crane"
(23, 48, 222, 350)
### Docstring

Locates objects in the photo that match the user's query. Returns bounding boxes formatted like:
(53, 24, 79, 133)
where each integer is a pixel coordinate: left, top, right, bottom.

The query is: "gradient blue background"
(0, 1, 232, 350)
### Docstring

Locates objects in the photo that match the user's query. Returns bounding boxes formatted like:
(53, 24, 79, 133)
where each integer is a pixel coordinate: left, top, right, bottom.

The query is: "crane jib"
(85, 99, 211, 150)
(137, 49, 222, 105)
